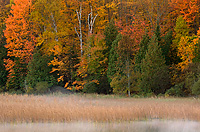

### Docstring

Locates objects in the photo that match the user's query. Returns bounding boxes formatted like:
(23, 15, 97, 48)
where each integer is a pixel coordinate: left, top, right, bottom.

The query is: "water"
(1, 120, 200, 132)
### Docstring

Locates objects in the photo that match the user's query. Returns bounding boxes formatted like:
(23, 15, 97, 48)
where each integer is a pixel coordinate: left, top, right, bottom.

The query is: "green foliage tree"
(134, 31, 150, 72)
(77, 34, 107, 93)
(0, 40, 7, 88)
(140, 35, 170, 95)
(111, 35, 135, 96)
(0, 0, 10, 90)
(6, 58, 27, 93)
(35, 81, 49, 94)
(0, 20, 8, 89)
(192, 78, 200, 96)
(104, 19, 118, 57)
(25, 50, 56, 93)
(107, 34, 121, 84)
(163, 30, 173, 65)
(154, 24, 161, 45)
(169, 62, 200, 96)
(193, 40, 200, 63)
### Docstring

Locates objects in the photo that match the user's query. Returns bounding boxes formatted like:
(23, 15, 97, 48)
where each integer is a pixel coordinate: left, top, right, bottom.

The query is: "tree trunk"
(75, 5, 83, 57)
(127, 55, 130, 97)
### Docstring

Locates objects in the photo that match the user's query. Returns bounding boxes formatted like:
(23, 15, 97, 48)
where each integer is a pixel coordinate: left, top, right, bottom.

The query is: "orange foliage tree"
(4, 0, 36, 90)
(169, 0, 199, 33)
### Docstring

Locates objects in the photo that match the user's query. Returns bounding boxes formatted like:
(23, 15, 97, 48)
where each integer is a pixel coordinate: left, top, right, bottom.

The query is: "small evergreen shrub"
(83, 82, 97, 93)
(35, 81, 49, 94)
(192, 79, 200, 96)
(165, 83, 184, 97)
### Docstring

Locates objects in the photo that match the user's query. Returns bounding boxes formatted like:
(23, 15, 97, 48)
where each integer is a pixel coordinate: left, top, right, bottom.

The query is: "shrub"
(83, 82, 98, 93)
(9, 89, 23, 95)
(0, 86, 6, 93)
(26, 87, 35, 94)
(192, 79, 200, 96)
(35, 81, 49, 94)
(165, 82, 184, 97)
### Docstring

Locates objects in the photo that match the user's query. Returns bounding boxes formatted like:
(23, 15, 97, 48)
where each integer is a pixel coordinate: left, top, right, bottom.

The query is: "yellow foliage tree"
(177, 36, 196, 70)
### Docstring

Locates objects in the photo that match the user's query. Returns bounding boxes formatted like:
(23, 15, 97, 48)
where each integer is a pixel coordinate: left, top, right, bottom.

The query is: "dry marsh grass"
(0, 93, 200, 123)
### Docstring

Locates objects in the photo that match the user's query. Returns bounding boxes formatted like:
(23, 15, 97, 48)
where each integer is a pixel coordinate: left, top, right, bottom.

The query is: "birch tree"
(75, 5, 83, 56)
(88, 6, 98, 35)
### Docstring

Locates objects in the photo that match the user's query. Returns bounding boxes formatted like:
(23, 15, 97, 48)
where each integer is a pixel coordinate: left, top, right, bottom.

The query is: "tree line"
(0, 0, 200, 96)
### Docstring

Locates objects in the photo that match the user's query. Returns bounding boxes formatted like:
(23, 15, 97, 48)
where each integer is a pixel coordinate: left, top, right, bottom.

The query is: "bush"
(0, 86, 6, 93)
(26, 87, 35, 94)
(165, 82, 184, 97)
(83, 82, 98, 93)
(9, 89, 23, 95)
(192, 79, 200, 96)
(35, 81, 49, 94)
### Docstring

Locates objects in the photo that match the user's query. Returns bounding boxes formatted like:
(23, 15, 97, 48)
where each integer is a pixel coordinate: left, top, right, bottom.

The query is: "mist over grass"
(1, 120, 200, 132)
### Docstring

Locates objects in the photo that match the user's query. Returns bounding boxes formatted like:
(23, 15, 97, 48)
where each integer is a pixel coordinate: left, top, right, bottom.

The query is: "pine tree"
(154, 24, 161, 45)
(104, 19, 118, 57)
(6, 58, 27, 93)
(163, 30, 173, 65)
(140, 35, 170, 95)
(110, 35, 135, 96)
(0, 34, 8, 88)
(134, 31, 150, 72)
(26, 50, 56, 90)
(107, 34, 121, 84)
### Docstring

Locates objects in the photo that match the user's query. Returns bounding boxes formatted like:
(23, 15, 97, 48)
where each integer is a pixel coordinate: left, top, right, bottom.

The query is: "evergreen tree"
(140, 35, 170, 95)
(135, 31, 150, 72)
(107, 34, 122, 84)
(104, 19, 118, 55)
(26, 51, 56, 91)
(6, 58, 27, 93)
(154, 24, 161, 45)
(101, 19, 118, 93)
(155, 24, 172, 65)
(0, 0, 10, 90)
(86, 34, 107, 87)
(110, 35, 135, 96)
(0, 24, 8, 89)
(163, 30, 173, 65)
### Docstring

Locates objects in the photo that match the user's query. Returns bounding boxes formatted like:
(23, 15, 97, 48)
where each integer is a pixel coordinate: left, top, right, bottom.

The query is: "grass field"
(0, 93, 200, 123)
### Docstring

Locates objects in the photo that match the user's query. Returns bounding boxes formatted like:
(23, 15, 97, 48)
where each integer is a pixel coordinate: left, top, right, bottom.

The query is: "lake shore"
(1, 120, 200, 132)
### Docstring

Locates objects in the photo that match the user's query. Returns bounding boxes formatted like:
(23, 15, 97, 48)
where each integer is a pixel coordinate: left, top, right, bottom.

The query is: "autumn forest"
(0, 0, 200, 97)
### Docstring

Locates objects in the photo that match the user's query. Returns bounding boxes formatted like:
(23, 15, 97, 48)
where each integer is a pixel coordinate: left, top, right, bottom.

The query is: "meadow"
(0, 93, 200, 123)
